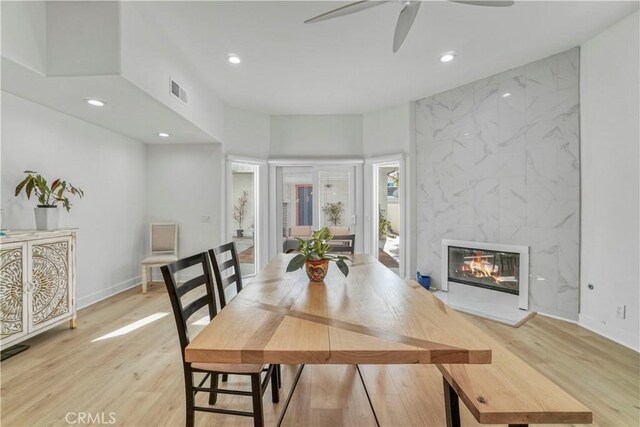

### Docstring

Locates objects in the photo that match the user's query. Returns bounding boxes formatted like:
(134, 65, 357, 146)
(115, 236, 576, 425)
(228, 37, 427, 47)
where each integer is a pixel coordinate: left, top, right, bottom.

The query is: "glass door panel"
(279, 167, 313, 253)
(318, 168, 353, 232)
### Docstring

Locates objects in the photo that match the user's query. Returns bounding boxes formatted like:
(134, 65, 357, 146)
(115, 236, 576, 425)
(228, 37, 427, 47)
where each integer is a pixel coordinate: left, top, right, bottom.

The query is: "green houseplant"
(321, 201, 344, 227)
(233, 191, 249, 238)
(286, 227, 349, 282)
(15, 171, 84, 230)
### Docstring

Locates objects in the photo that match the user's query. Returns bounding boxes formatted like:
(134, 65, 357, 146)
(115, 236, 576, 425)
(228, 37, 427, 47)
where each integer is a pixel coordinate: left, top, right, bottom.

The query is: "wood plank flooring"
(1, 284, 638, 426)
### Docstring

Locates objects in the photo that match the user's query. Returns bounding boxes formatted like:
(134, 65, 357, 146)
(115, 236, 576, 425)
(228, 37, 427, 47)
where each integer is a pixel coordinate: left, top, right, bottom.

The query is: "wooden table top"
(185, 254, 494, 365)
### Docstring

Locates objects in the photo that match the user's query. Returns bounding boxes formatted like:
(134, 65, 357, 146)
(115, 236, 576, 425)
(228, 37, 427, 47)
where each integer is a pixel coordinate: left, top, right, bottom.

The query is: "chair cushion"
(289, 226, 312, 237)
(191, 363, 264, 373)
(141, 255, 178, 265)
(329, 226, 350, 236)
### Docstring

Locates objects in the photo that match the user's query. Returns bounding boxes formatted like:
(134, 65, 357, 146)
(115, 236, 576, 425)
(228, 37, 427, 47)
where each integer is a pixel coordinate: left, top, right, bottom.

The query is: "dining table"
(185, 254, 494, 367)
(185, 253, 496, 426)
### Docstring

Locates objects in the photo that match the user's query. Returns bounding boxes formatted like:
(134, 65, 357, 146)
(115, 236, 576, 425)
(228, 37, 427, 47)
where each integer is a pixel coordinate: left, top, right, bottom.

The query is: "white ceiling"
(131, 1, 639, 115)
(1, 59, 217, 144)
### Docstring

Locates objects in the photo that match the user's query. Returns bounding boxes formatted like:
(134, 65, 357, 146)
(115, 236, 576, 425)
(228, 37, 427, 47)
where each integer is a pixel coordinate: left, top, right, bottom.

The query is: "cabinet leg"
(69, 317, 77, 329)
(141, 265, 147, 293)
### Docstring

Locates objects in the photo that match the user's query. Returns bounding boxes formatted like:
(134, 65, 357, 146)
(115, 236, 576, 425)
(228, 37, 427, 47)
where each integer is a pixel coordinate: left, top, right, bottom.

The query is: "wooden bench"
(407, 280, 592, 427)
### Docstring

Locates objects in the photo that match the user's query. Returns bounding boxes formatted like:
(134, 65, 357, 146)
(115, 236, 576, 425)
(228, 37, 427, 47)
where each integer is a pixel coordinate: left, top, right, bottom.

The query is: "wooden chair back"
(330, 234, 356, 254)
(161, 253, 216, 360)
(208, 242, 243, 309)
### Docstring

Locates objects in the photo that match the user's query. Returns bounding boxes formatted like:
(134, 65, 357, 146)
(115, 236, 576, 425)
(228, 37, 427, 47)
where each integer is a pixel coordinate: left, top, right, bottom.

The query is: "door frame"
(227, 155, 268, 275)
(365, 153, 408, 278)
(268, 159, 364, 260)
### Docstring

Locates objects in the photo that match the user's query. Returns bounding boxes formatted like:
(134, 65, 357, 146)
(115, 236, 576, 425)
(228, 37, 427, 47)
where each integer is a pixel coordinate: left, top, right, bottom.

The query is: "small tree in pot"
(321, 201, 344, 227)
(15, 171, 84, 230)
(286, 227, 350, 282)
(233, 191, 249, 238)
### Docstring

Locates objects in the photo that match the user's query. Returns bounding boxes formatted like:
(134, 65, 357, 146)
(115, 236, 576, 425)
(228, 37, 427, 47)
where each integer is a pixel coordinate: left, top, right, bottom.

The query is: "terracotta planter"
(305, 259, 329, 282)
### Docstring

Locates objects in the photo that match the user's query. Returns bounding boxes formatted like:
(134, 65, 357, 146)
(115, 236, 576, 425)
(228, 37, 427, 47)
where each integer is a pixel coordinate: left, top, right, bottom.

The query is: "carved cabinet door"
(0, 242, 29, 344)
(28, 237, 73, 332)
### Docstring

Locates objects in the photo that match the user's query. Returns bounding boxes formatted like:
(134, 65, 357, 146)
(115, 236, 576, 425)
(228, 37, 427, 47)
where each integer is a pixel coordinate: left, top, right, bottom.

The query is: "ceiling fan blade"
(304, 1, 388, 24)
(449, 1, 514, 7)
(392, 1, 421, 53)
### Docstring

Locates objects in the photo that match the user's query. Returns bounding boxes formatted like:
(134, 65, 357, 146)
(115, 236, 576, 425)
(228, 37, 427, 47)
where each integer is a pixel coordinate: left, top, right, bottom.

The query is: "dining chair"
(329, 234, 356, 254)
(141, 223, 178, 293)
(207, 242, 282, 387)
(208, 242, 243, 309)
(161, 252, 278, 427)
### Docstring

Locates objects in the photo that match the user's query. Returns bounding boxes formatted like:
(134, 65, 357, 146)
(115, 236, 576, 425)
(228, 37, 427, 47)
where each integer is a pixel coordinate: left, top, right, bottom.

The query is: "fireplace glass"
(448, 246, 520, 295)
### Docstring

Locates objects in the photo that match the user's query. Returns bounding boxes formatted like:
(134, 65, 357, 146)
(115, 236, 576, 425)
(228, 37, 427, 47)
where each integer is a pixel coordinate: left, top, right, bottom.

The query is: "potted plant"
(233, 191, 249, 238)
(321, 201, 344, 227)
(14, 171, 84, 230)
(379, 207, 391, 249)
(286, 227, 350, 282)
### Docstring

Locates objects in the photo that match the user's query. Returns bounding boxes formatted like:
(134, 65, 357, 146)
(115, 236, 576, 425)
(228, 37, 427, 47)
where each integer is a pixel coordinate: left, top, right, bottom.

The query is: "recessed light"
(439, 52, 456, 63)
(85, 99, 106, 107)
(227, 54, 241, 65)
(158, 132, 170, 138)
(502, 92, 512, 98)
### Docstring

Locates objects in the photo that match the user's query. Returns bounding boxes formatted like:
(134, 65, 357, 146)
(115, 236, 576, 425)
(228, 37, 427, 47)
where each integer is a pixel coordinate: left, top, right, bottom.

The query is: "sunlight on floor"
(191, 315, 210, 326)
(91, 312, 169, 342)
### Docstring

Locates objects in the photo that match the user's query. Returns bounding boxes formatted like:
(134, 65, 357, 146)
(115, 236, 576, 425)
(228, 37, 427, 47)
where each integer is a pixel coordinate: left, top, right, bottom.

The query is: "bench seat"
(406, 280, 592, 426)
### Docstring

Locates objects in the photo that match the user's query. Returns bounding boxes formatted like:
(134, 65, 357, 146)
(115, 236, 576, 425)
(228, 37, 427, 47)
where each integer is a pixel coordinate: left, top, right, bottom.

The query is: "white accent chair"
(141, 223, 178, 293)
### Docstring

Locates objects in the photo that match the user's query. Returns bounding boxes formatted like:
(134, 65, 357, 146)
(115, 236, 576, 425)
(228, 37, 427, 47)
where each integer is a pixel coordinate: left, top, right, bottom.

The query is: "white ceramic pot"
(34, 206, 59, 230)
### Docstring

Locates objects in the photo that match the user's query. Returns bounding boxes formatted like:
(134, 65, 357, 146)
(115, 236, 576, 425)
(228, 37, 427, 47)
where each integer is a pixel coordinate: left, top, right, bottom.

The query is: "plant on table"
(14, 170, 84, 230)
(286, 227, 350, 282)
(15, 170, 84, 211)
(321, 201, 344, 227)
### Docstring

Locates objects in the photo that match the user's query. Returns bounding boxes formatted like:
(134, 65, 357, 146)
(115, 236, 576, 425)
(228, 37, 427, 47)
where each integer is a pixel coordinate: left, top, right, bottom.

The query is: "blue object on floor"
(416, 272, 431, 289)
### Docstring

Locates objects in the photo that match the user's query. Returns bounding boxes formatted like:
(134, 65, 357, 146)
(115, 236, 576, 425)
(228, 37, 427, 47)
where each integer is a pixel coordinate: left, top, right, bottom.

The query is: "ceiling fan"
(304, 0, 514, 53)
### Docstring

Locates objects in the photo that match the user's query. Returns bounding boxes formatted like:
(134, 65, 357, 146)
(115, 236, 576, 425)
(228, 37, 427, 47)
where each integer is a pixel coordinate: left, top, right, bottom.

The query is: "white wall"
(270, 115, 363, 157)
(415, 48, 581, 319)
(119, 2, 225, 142)
(580, 11, 639, 350)
(145, 143, 223, 278)
(1, 92, 147, 307)
(224, 106, 270, 158)
(0, 1, 46, 74)
(362, 103, 412, 157)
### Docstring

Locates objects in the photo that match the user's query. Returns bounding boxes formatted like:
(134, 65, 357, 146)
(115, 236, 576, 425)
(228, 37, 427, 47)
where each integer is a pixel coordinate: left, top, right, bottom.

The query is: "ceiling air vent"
(170, 78, 188, 104)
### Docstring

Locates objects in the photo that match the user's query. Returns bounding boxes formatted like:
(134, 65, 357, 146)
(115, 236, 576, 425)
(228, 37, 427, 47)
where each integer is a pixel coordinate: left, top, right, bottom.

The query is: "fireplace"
(448, 246, 520, 295)
(441, 239, 529, 310)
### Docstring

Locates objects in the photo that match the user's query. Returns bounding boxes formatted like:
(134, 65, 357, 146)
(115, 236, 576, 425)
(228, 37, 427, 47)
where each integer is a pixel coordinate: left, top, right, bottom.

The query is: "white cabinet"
(1, 230, 77, 349)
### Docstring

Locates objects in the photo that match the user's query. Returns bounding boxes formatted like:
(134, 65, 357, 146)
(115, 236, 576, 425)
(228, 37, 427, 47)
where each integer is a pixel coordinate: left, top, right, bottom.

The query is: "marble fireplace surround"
(416, 47, 580, 321)
(441, 239, 529, 310)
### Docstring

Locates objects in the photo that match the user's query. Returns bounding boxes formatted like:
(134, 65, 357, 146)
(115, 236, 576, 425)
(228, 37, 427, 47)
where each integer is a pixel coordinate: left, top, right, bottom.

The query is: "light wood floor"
(1, 283, 638, 426)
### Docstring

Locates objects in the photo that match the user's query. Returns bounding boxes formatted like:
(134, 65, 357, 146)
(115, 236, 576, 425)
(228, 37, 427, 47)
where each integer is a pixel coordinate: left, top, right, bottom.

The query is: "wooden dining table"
(185, 254, 494, 367)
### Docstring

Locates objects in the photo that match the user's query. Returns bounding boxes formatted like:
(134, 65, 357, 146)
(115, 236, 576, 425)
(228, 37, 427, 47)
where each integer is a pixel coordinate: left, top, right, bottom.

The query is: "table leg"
(443, 376, 461, 427)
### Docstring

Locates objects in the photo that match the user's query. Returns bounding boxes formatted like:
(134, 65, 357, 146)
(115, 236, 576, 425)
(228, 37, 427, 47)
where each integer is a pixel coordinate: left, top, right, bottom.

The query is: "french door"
(269, 161, 363, 258)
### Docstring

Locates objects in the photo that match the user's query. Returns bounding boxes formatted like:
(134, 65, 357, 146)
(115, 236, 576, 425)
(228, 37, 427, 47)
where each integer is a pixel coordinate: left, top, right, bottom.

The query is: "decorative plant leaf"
(286, 254, 306, 272)
(26, 180, 34, 199)
(14, 176, 30, 196)
(14, 171, 83, 211)
(336, 259, 349, 277)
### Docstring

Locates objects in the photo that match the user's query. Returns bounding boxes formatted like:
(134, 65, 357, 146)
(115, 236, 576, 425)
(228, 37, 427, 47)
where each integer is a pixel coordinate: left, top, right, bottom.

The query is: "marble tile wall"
(415, 47, 580, 320)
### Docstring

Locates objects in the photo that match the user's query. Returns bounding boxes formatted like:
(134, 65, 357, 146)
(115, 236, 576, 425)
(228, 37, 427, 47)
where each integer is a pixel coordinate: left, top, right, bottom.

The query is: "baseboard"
(77, 276, 142, 309)
(536, 311, 579, 324)
(578, 313, 640, 352)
